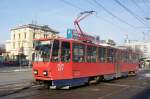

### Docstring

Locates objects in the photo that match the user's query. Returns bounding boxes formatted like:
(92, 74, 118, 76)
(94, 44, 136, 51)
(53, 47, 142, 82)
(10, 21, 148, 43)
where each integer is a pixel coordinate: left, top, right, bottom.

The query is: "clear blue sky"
(0, 0, 150, 44)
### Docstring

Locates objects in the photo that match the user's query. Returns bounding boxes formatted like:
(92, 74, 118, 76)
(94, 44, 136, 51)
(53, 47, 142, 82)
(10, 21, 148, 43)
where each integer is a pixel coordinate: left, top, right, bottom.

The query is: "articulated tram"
(32, 38, 139, 89)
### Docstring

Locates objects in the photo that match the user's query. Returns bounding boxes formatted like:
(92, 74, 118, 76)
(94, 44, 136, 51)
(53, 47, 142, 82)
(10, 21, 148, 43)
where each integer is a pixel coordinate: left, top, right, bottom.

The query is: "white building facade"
(6, 24, 59, 62)
(124, 41, 150, 58)
(124, 41, 150, 68)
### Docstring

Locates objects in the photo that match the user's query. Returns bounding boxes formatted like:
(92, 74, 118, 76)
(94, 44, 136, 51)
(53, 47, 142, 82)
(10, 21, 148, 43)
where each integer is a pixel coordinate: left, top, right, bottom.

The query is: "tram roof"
(34, 37, 120, 48)
(34, 37, 137, 53)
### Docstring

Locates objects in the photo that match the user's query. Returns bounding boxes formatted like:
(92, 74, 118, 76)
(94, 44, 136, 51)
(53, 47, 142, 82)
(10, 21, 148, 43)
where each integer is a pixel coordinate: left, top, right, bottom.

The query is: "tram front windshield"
(34, 40, 53, 62)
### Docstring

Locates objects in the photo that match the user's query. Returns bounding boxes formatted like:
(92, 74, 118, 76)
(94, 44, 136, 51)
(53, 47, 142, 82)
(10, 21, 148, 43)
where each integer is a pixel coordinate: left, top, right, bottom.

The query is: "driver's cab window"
(61, 42, 70, 62)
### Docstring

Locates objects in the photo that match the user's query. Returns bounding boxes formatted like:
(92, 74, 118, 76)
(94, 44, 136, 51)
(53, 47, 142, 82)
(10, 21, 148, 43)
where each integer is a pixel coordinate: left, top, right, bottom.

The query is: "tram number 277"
(57, 64, 64, 71)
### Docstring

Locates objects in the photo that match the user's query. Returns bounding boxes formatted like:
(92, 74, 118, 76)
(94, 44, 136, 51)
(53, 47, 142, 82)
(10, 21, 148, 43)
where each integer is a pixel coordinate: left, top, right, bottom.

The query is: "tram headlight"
(34, 70, 38, 75)
(43, 71, 48, 76)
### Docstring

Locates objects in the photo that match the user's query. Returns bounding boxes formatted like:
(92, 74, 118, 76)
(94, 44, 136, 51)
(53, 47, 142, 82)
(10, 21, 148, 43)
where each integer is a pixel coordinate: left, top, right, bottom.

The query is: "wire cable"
(59, 0, 145, 41)
(93, 0, 136, 29)
(142, 0, 150, 10)
(60, 0, 131, 31)
(61, 0, 84, 11)
(114, 0, 146, 26)
(131, 0, 147, 17)
(86, 0, 133, 31)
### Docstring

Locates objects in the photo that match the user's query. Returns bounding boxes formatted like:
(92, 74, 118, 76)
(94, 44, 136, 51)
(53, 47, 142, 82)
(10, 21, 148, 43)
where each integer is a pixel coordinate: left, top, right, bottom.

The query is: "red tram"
(32, 11, 139, 89)
(32, 38, 139, 89)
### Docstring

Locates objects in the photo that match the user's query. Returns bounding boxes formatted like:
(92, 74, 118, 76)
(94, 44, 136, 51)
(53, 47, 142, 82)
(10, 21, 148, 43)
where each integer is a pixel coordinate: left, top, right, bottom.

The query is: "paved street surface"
(0, 66, 33, 98)
(0, 68, 150, 99)
(0, 66, 33, 85)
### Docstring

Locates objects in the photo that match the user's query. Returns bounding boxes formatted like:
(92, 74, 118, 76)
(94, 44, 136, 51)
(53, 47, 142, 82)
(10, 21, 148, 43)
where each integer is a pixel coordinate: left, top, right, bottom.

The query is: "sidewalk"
(0, 66, 32, 73)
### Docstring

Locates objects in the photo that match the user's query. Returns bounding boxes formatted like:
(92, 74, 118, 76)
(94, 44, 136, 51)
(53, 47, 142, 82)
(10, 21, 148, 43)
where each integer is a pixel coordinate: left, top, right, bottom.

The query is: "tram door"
(52, 40, 71, 79)
(115, 50, 121, 77)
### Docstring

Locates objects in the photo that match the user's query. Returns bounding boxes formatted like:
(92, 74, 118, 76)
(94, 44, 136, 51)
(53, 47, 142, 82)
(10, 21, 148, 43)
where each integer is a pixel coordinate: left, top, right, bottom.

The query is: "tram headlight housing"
(43, 71, 48, 76)
(34, 70, 38, 75)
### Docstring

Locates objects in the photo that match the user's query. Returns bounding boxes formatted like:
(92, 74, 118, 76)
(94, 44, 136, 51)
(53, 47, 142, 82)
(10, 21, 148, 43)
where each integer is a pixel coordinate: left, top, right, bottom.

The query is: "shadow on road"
(131, 86, 150, 99)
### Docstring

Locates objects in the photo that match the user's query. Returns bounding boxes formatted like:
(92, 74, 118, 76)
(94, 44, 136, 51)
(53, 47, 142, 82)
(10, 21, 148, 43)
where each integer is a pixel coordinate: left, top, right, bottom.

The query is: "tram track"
(0, 77, 142, 98)
(0, 81, 66, 98)
(0, 81, 39, 97)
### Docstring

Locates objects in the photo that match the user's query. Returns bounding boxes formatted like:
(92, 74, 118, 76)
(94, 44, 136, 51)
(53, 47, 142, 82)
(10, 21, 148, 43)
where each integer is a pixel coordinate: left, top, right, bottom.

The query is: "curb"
(0, 68, 32, 73)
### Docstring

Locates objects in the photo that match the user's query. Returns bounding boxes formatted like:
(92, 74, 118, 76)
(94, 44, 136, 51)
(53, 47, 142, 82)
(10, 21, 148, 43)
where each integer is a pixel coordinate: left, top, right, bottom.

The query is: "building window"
(13, 34, 15, 39)
(13, 43, 15, 49)
(24, 32, 26, 39)
(18, 42, 20, 48)
(19, 33, 21, 39)
(73, 43, 85, 62)
(33, 33, 35, 39)
(44, 34, 48, 38)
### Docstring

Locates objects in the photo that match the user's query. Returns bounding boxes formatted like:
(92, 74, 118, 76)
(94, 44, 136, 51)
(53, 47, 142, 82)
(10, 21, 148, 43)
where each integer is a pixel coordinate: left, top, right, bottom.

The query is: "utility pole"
(124, 34, 129, 43)
(144, 17, 150, 41)
(142, 32, 146, 42)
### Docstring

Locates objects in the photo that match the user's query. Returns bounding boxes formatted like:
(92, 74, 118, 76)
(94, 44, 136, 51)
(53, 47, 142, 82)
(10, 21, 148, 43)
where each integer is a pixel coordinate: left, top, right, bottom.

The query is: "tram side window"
(131, 54, 134, 63)
(135, 54, 139, 62)
(134, 54, 139, 63)
(132, 54, 135, 63)
(121, 52, 125, 62)
(61, 42, 70, 62)
(118, 52, 122, 62)
(119, 52, 122, 62)
(51, 40, 59, 62)
(125, 52, 129, 63)
(73, 43, 85, 62)
(121, 52, 124, 62)
(132, 54, 137, 63)
(87, 46, 96, 62)
(129, 53, 132, 63)
(124, 52, 128, 63)
(98, 47, 106, 62)
(107, 49, 114, 63)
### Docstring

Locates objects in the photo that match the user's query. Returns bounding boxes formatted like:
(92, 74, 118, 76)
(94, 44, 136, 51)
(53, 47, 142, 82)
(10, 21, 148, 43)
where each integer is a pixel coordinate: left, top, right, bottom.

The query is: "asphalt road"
(0, 69, 150, 99)
(0, 66, 33, 85)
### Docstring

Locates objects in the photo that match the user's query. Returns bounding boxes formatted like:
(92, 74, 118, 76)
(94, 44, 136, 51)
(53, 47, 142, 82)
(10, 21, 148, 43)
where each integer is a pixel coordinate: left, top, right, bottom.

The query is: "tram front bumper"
(33, 69, 52, 80)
